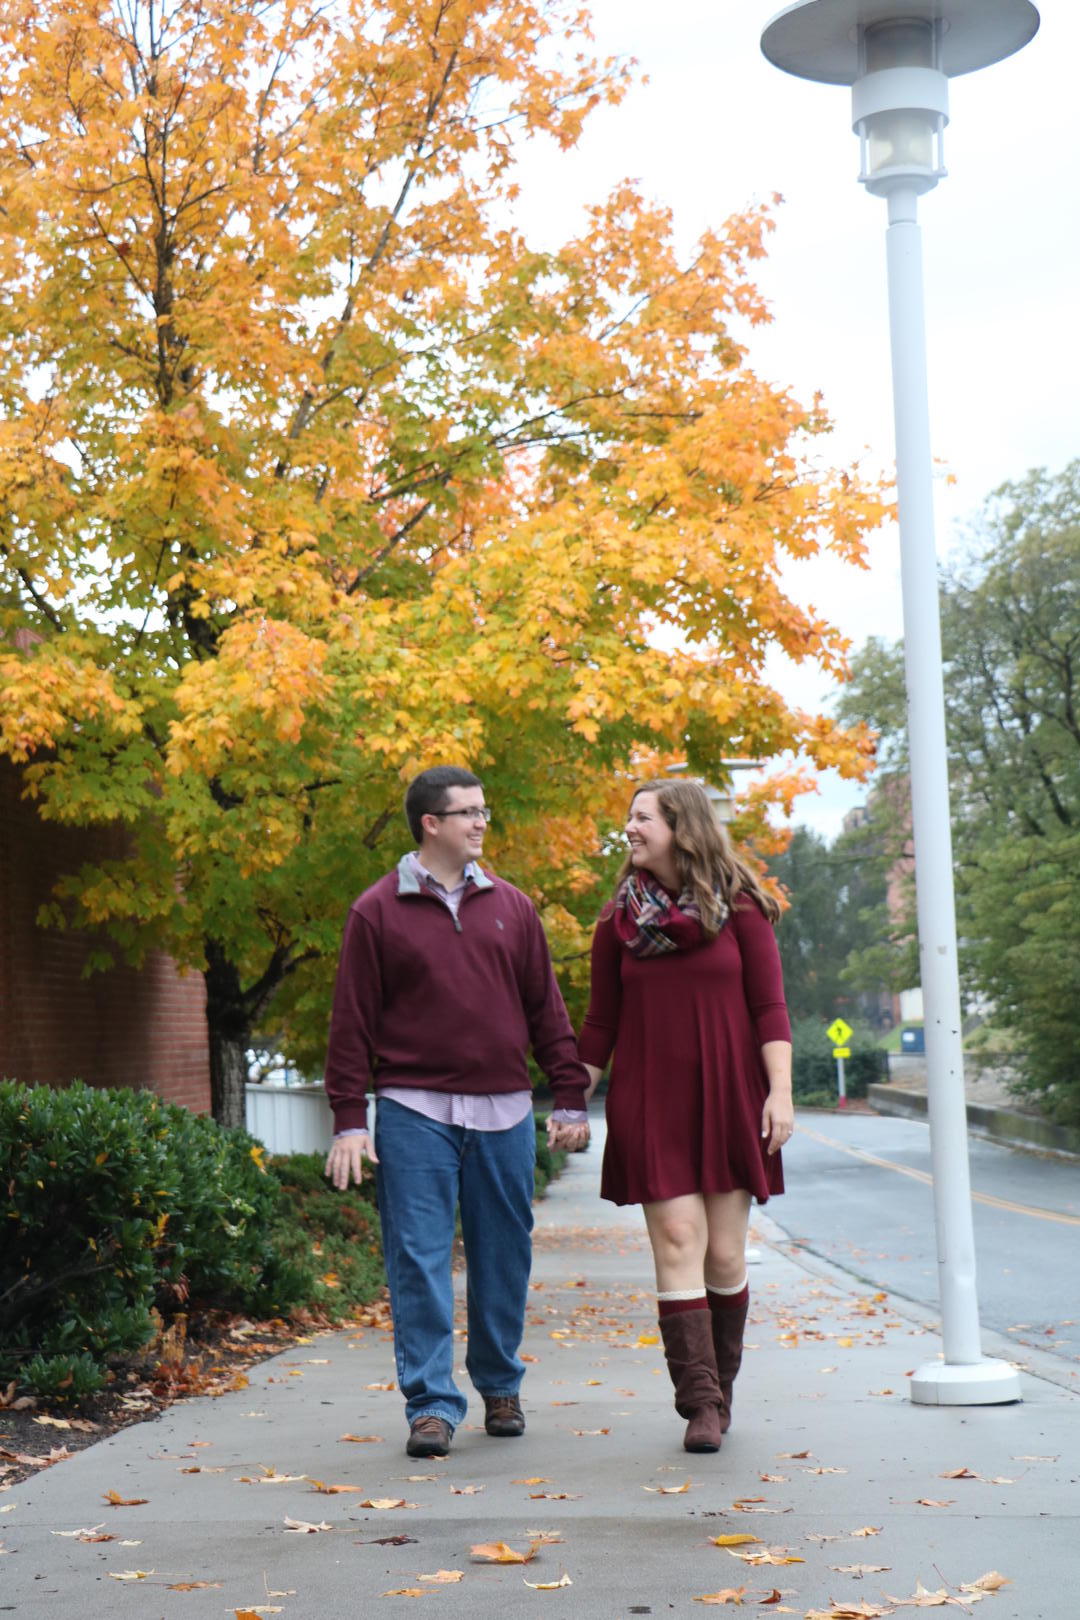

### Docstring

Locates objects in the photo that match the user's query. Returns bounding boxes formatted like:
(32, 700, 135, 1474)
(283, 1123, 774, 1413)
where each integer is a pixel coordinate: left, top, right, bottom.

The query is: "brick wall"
(0, 760, 211, 1112)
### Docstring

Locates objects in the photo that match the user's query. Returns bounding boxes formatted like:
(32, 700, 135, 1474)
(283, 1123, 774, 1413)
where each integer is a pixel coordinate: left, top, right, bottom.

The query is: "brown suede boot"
(659, 1309, 724, 1453)
(708, 1290, 749, 1435)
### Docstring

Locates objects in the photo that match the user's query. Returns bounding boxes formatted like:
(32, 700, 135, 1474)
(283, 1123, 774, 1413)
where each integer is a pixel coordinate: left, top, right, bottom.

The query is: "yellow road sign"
(832, 1046, 851, 1059)
(826, 1018, 853, 1046)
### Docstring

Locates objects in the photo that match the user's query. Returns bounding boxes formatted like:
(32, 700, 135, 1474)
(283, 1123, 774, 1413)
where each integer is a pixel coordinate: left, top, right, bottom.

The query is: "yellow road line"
(797, 1124, 1080, 1228)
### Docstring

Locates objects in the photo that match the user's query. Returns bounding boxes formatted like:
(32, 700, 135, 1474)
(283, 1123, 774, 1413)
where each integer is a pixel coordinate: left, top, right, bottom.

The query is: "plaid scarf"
(612, 870, 728, 957)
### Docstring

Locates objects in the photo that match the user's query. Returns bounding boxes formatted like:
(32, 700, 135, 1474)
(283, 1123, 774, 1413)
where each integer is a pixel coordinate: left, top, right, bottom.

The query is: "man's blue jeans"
(374, 1099, 536, 1430)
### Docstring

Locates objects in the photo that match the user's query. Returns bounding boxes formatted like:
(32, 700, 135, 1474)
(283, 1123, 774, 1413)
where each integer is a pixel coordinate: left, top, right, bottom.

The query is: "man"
(324, 766, 590, 1459)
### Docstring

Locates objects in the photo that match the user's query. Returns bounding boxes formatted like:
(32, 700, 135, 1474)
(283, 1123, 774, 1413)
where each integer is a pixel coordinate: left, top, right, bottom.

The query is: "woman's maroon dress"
(578, 899, 791, 1206)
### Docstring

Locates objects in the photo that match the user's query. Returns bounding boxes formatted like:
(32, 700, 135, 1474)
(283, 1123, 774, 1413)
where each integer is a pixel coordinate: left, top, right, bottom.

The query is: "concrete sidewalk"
(3, 1143, 1077, 1619)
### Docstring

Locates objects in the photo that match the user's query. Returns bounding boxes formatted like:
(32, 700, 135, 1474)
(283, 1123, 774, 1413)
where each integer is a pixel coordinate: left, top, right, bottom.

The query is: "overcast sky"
(510, 1, 1079, 837)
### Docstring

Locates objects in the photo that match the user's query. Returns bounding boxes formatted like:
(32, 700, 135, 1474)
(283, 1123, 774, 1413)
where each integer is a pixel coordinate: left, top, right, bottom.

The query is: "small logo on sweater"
(495, 918, 504, 930)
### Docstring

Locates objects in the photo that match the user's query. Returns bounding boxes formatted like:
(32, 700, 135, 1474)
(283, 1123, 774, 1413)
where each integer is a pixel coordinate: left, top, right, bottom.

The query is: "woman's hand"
(760, 1092, 795, 1157)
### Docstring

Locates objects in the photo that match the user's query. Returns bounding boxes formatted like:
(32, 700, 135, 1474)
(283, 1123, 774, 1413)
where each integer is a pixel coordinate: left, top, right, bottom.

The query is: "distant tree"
(769, 820, 900, 1026)
(838, 463, 1080, 1121)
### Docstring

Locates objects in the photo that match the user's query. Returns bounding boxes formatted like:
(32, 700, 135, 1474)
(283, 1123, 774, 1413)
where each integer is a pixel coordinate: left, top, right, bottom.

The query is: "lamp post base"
(909, 1357, 1022, 1406)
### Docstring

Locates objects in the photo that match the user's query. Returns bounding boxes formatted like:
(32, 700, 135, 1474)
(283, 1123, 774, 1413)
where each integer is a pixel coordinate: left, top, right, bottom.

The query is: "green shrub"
(267, 1153, 384, 1321)
(790, 1017, 887, 1102)
(0, 1081, 305, 1395)
(534, 1116, 568, 1196)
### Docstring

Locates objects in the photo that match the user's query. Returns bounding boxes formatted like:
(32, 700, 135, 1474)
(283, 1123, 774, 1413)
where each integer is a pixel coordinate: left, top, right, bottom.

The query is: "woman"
(578, 779, 793, 1453)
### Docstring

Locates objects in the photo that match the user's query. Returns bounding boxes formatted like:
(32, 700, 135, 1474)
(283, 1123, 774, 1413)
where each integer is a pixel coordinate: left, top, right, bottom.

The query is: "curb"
(867, 1082, 1080, 1161)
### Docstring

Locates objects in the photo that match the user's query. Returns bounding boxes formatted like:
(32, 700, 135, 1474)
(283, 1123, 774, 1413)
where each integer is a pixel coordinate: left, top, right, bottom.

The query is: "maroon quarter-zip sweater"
(324, 857, 589, 1133)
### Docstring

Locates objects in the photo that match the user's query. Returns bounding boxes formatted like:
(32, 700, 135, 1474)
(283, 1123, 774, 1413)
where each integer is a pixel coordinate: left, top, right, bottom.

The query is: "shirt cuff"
(334, 1127, 370, 1138)
(549, 1109, 588, 1123)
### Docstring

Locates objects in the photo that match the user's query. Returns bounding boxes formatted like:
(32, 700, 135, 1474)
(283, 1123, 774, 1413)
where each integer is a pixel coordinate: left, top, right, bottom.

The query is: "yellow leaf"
(710, 1534, 761, 1547)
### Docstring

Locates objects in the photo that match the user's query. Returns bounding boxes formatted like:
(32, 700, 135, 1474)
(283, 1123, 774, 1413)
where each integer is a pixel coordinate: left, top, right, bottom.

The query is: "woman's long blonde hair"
(613, 779, 780, 934)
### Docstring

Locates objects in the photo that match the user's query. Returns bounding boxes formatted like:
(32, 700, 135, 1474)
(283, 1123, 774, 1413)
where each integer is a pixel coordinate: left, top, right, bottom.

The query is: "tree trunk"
(204, 945, 251, 1129)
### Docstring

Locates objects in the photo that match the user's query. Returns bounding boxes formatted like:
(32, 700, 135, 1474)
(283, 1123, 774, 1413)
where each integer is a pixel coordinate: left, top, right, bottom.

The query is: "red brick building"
(0, 761, 210, 1112)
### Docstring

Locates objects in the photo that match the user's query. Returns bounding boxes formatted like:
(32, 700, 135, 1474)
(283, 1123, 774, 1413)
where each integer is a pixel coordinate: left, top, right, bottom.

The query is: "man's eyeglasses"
(432, 806, 492, 823)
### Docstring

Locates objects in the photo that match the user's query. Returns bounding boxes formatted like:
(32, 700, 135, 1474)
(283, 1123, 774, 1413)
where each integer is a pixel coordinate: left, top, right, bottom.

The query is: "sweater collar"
(395, 852, 494, 896)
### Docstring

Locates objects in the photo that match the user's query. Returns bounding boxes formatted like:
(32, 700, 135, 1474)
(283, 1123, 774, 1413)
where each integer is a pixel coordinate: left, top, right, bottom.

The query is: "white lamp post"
(760, 0, 1039, 1406)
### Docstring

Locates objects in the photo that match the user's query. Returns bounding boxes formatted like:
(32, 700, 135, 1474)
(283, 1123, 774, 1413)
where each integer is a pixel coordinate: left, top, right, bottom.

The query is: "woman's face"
(625, 792, 676, 874)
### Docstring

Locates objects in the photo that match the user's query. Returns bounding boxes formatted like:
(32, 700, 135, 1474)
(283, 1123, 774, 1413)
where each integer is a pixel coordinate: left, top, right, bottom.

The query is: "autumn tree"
(0, 0, 884, 1124)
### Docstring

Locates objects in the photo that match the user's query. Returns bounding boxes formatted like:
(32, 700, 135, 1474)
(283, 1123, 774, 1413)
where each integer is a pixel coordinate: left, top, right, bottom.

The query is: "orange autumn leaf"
(166, 1582, 223, 1591)
(358, 1499, 416, 1511)
(418, 1571, 464, 1584)
(339, 1435, 384, 1445)
(470, 1539, 543, 1564)
(693, 1590, 747, 1605)
(103, 1492, 148, 1508)
(308, 1480, 363, 1494)
(382, 1591, 434, 1599)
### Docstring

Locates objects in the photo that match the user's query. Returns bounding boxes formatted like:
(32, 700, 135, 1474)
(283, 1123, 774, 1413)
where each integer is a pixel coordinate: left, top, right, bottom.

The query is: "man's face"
(423, 784, 488, 866)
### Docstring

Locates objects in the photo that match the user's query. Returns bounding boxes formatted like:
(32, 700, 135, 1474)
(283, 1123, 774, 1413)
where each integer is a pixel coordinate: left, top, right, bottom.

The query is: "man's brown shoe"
(405, 1415, 452, 1458)
(483, 1394, 525, 1437)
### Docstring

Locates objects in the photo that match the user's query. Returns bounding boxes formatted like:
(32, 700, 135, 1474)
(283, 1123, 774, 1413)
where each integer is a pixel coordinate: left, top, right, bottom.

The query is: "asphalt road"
(766, 1111, 1080, 1369)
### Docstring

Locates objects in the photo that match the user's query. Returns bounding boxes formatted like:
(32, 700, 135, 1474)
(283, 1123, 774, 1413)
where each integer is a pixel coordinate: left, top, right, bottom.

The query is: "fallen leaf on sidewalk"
(915, 1499, 953, 1508)
(831, 1565, 892, 1577)
(51, 1525, 113, 1542)
(529, 1492, 581, 1500)
(643, 1481, 691, 1494)
(939, 1468, 980, 1480)
(808, 1467, 847, 1475)
(382, 1589, 433, 1597)
(236, 1466, 307, 1484)
(960, 1574, 1009, 1594)
(366, 1381, 397, 1390)
(524, 1573, 572, 1589)
(512, 1477, 551, 1485)
(710, 1535, 761, 1548)
(849, 1526, 883, 1538)
(449, 1484, 483, 1495)
(339, 1434, 384, 1443)
(107, 1569, 154, 1580)
(166, 1581, 223, 1590)
(805, 1606, 893, 1619)
(868, 1389, 895, 1397)
(236, 1608, 282, 1616)
(418, 1571, 464, 1583)
(692, 1589, 747, 1605)
(635, 1333, 660, 1346)
(886, 1580, 954, 1607)
(358, 1499, 417, 1510)
(471, 1538, 543, 1564)
(570, 1427, 609, 1436)
(729, 1552, 804, 1566)
(103, 1491, 148, 1507)
(776, 1451, 812, 1460)
(308, 1480, 363, 1494)
(282, 1517, 334, 1532)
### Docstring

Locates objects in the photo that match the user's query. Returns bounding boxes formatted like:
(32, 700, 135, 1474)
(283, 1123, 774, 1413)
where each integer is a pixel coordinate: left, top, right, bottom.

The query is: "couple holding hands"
(324, 766, 794, 1459)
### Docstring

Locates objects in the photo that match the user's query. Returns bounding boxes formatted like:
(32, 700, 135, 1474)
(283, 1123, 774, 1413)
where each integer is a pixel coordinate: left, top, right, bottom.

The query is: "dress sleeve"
(733, 899, 791, 1046)
(577, 911, 623, 1070)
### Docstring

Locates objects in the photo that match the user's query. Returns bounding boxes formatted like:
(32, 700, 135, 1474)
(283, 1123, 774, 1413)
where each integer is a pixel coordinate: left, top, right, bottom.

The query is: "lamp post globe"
(760, 1, 1039, 1407)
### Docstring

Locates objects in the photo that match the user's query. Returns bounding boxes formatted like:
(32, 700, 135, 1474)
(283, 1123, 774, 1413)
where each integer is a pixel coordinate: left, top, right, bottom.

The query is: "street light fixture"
(760, 0, 1039, 1407)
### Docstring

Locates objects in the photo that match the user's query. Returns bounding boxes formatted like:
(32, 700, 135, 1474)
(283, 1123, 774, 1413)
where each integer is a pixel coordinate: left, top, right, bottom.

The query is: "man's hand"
(325, 1131, 378, 1190)
(546, 1117, 590, 1153)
